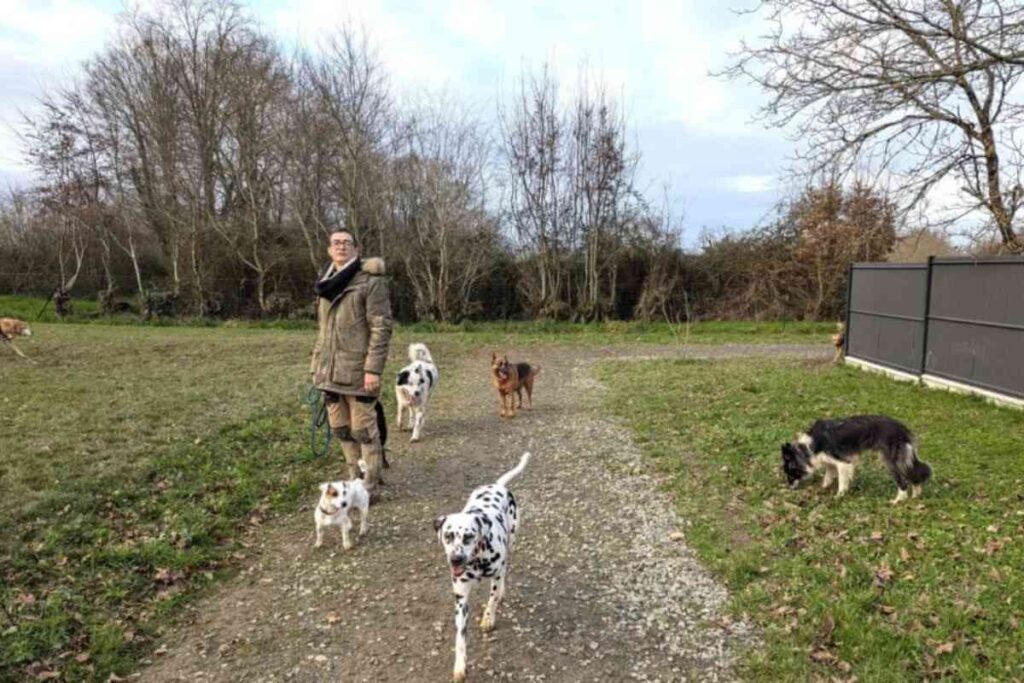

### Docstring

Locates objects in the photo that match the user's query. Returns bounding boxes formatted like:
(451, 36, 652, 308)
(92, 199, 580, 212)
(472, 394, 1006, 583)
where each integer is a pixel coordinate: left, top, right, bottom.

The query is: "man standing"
(310, 229, 392, 501)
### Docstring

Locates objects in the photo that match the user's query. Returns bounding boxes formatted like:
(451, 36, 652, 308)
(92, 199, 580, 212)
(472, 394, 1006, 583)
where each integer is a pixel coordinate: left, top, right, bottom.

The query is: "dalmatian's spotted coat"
(434, 452, 530, 682)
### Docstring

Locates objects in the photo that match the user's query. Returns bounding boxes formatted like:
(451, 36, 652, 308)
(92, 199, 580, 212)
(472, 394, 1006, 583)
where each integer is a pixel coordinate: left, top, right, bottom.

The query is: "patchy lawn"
(0, 324, 467, 680)
(597, 358, 1024, 681)
(0, 315, 834, 681)
(1, 295, 834, 344)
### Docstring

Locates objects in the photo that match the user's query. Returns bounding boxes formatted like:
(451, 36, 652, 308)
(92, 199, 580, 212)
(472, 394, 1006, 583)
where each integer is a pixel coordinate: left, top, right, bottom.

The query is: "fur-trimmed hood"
(361, 257, 385, 276)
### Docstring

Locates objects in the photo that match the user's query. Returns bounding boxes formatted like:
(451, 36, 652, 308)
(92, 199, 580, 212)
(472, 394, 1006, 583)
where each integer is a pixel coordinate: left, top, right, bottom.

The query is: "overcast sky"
(0, 0, 795, 245)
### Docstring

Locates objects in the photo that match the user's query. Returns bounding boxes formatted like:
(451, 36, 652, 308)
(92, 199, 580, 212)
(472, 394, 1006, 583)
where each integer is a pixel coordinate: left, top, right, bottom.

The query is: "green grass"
(0, 324, 465, 681)
(398, 319, 834, 345)
(0, 295, 98, 322)
(1, 294, 835, 343)
(0, 316, 832, 680)
(597, 358, 1024, 681)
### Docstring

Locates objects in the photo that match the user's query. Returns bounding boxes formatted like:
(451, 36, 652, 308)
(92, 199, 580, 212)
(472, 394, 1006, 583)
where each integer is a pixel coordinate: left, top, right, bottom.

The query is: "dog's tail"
(896, 443, 932, 485)
(496, 452, 531, 487)
(531, 364, 541, 377)
(408, 342, 433, 364)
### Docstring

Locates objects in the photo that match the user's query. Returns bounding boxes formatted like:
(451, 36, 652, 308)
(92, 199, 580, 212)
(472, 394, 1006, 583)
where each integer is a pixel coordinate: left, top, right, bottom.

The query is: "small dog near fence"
(781, 415, 932, 504)
(832, 322, 846, 363)
(435, 452, 530, 682)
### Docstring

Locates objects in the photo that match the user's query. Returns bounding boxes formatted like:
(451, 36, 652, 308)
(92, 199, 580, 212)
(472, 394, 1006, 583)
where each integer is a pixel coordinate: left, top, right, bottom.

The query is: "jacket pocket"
(331, 351, 364, 387)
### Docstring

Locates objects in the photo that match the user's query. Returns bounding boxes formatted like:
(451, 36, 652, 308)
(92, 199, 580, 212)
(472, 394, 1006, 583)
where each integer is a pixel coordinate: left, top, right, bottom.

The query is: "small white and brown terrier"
(314, 480, 369, 550)
(434, 452, 529, 682)
(395, 342, 439, 442)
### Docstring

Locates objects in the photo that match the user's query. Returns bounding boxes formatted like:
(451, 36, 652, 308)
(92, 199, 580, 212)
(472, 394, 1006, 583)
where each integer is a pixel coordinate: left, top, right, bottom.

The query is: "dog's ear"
(319, 482, 328, 493)
(491, 352, 497, 362)
(434, 515, 446, 533)
(781, 443, 793, 458)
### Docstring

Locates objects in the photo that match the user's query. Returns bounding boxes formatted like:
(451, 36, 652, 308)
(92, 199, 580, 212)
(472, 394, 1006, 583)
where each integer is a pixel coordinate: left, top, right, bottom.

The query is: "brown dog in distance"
(0, 317, 35, 363)
(490, 353, 541, 418)
(832, 322, 846, 363)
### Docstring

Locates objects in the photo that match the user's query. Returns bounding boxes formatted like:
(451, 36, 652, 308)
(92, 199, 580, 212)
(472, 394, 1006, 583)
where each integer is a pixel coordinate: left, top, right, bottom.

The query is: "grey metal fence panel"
(846, 264, 928, 374)
(924, 258, 1024, 398)
(846, 256, 1024, 401)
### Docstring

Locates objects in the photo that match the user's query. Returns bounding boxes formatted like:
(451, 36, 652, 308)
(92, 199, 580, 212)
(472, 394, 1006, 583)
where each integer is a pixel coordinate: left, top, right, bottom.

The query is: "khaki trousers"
(325, 393, 383, 492)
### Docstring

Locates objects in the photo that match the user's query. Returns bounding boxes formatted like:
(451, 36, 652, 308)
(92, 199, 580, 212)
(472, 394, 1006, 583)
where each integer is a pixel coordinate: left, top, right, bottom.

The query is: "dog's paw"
(453, 669, 466, 683)
(480, 614, 495, 632)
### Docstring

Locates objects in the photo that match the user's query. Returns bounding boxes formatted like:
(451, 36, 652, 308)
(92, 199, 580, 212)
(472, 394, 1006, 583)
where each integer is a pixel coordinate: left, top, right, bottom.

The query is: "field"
(3, 314, 1020, 681)
(0, 317, 825, 680)
(598, 358, 1024, 681)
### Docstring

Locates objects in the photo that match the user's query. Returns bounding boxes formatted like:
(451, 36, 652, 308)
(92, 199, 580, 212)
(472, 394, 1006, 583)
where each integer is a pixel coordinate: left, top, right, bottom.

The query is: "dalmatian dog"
(434, 452, 530, 682)
(395, 342, 438, 442)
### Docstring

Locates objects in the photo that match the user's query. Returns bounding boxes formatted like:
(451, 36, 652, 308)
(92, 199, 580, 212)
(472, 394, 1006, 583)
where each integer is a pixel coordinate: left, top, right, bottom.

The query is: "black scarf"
(314, 258, 361, 302)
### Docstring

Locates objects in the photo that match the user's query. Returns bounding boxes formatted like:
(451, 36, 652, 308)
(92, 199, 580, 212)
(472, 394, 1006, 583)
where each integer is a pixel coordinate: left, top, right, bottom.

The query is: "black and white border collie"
(395, 343, 438, 442)
(781, 415, 932, 504)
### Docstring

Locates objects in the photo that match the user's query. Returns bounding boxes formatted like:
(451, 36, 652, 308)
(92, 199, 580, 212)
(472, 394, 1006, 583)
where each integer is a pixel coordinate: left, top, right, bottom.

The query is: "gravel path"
(141, 344, 827, 682)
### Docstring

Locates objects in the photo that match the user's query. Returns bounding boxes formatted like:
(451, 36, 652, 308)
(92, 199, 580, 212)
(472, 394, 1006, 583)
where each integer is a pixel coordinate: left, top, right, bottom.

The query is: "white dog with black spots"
(434, 452, 530, 682)
(395, 342, 438, 442)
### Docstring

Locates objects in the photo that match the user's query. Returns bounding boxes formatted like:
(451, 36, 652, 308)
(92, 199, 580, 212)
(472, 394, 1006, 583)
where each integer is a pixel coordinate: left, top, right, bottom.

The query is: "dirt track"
(142, 344, 827, 682)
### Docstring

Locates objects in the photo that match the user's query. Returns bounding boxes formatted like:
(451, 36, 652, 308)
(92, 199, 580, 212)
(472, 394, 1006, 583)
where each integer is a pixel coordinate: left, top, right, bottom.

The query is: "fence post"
(920, 255, 935, 375)
(844, 263, 854, 357)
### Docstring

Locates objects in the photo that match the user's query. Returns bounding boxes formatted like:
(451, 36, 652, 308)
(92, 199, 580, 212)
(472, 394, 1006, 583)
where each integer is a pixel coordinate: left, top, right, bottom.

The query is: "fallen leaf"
(874, 561, 894, 588)
(879, 605, 896, 615)
(326, 612, 341, 625)
(899, 547, 911, 562)
(811, 648, 837, 663)
(16, 593, 36, 606)
(870, 530, 884, 542)
(817, 613, 836, 646)
(74, 653, 90, 663)
(154, 567, 182, 585)
(935, 642, 955, 655)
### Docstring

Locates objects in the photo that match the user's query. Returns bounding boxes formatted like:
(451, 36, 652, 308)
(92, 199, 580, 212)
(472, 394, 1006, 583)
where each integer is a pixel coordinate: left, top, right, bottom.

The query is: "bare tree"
(305, 27, 399, 256)
(567, 74, 642, 320)
(391, 97, 496, 321)
(213, 31, 291, 314)
(500, 65, 571, 318)
(724, 0, 1024, 252)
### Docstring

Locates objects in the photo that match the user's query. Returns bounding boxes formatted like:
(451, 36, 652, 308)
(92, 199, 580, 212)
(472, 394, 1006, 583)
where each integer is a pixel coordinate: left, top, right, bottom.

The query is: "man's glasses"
(330, 239, 355, 248)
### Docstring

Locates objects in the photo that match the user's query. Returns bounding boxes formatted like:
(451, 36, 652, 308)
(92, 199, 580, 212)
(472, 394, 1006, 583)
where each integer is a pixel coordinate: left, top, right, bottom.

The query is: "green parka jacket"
(310, 257, 392, 396)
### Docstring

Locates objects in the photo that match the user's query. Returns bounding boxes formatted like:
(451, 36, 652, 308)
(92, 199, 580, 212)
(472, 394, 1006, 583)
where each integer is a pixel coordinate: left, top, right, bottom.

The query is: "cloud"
(0, 0, 791, 236)
(722, 174, 776, 193)
(0, 1, 115, 66)
(0, 1, 117, 178)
